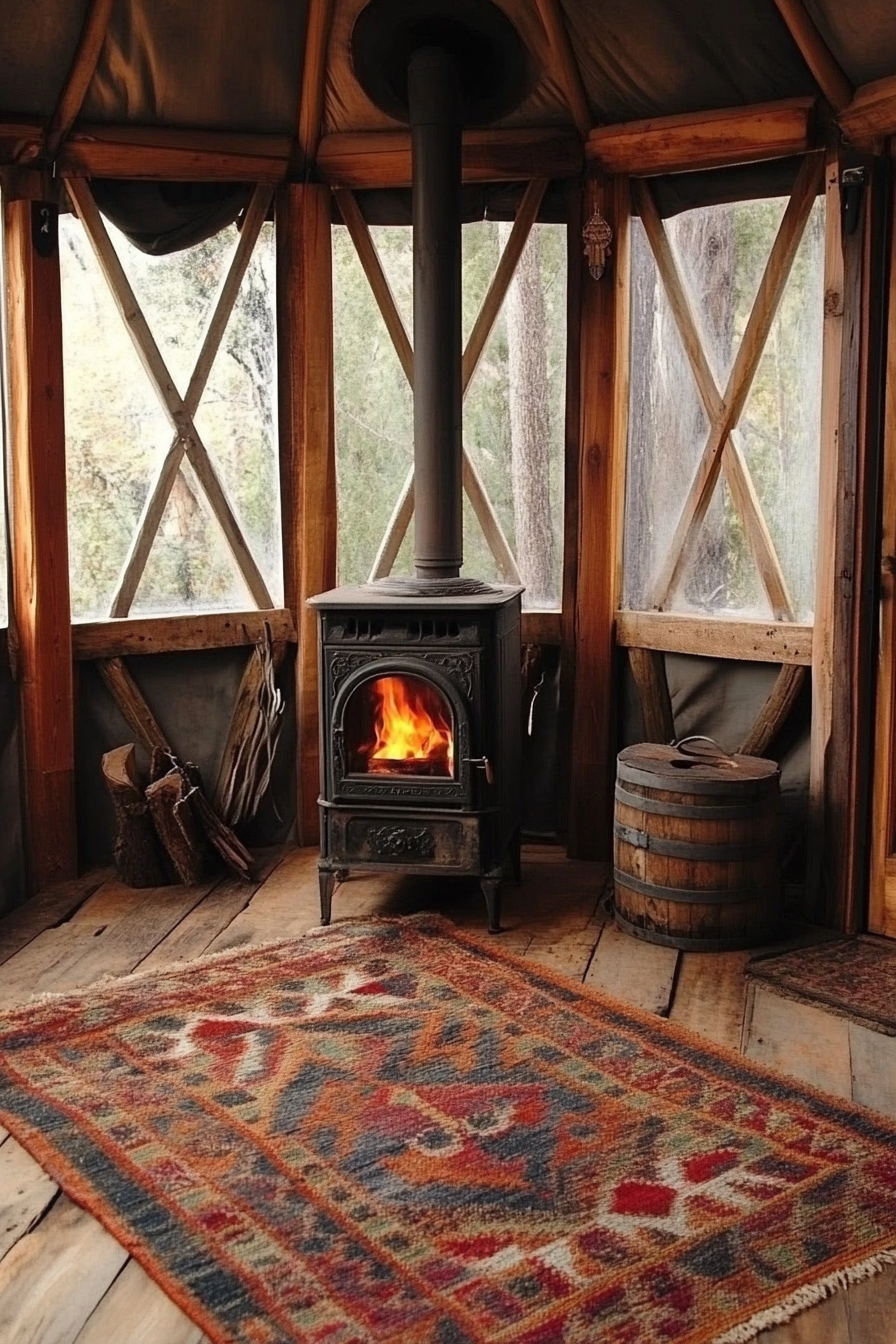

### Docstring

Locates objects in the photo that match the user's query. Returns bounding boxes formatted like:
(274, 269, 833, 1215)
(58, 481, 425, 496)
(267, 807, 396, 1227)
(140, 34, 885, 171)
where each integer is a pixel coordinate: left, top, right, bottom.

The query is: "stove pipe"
(408, 46, 463, 581)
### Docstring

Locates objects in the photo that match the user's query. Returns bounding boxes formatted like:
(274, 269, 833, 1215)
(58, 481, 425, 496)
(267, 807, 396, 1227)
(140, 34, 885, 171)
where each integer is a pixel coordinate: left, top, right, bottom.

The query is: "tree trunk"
(498, 222, 554, 606)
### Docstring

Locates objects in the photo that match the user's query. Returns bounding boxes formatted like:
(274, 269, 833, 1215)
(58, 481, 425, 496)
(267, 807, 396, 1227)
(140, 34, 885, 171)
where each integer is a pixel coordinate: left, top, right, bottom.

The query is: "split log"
(145, 770, 216, 886)
(101, 745, 169, 888)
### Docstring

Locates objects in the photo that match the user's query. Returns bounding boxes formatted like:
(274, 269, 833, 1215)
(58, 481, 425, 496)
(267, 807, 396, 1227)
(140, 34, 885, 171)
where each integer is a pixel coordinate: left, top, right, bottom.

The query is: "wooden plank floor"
(1, 844, 895, 1343)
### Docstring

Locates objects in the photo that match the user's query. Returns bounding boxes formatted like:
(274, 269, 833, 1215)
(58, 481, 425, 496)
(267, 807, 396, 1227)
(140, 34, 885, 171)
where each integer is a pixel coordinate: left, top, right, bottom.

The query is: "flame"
(366, 676, 454, 774)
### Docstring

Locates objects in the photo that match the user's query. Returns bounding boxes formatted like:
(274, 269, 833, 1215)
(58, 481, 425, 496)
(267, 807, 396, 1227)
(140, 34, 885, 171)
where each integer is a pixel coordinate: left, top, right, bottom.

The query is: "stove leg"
(481, 878, 502, 934)
(319, 869, 336, 926)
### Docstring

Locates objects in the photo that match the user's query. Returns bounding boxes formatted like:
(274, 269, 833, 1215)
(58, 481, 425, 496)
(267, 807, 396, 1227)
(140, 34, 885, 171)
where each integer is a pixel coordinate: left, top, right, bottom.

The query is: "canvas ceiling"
(3, 0, 896, 139)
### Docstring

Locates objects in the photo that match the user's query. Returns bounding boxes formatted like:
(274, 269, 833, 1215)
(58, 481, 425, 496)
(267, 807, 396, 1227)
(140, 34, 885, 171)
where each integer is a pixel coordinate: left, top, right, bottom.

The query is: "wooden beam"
(567, 174, 630, 859)
(277, 184, 336, 846)
(839, 75, 896, 144)
(291, 0, 334, 176)
(556, 181, 584, 840)
(615, 610, 813, 664)
(532, 0, 593, 140)
(56, 125, 292, 181)
(870, 149, 896, 937)
(96, 659, 170, 754)
(770, 0, 853, 113)
(627, 648, 675, 744)
(43, 0, 115, 160)
(739, 664, 807, 757)
(72, 609, 296, 660)
(808, 145, 850, 917)
(316, 127, 583, 189)
(3, 197, 78, 891)
(589, 98, 815, 178)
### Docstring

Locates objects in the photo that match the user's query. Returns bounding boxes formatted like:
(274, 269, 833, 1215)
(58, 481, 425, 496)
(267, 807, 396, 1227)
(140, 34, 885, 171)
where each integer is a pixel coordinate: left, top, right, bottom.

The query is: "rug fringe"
(16, 912, 454, 1011)
(712, 1245, 896, 1343)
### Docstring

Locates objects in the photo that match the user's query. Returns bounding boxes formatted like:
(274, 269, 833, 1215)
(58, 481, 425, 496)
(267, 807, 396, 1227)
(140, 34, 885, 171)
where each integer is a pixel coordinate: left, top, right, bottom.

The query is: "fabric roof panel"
(82, 0, 307, 133)
(562, 0, 815, 123)
(805, 0, 896, 88)
(0, 0, 91, 117)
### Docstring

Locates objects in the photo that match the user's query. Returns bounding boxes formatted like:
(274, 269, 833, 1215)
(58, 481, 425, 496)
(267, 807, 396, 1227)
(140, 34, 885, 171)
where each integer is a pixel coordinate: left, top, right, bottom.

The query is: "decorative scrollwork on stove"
(419, 652, 475, 700)
(337, 780, 466, 800)
(329, 651, 378, 697)
(366, 825, 436, 860)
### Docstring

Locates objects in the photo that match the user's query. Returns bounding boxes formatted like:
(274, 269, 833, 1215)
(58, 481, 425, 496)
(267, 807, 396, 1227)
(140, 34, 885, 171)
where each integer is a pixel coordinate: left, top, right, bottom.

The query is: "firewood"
(101, 744, 170, 888)
(145, 769, 216, 885)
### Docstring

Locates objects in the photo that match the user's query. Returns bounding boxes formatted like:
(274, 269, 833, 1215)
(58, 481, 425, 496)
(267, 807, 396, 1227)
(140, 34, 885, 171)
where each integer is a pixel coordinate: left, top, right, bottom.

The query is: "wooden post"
(3, 191, 78, 890)
(276, 184, 336, 847)
(809, 147, 875, 927)
(566, 174, 630, 858)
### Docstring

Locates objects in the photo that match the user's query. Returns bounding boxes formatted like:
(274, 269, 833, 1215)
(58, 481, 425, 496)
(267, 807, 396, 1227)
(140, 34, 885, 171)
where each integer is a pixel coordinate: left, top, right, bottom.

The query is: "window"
(332, 203, 567, 610)
(59, 186, 281, 620)
(624, 184, 825, 623)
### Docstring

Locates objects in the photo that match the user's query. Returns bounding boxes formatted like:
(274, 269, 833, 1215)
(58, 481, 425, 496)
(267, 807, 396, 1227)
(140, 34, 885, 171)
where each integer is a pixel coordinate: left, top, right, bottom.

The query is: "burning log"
(101, 744, 170, 888)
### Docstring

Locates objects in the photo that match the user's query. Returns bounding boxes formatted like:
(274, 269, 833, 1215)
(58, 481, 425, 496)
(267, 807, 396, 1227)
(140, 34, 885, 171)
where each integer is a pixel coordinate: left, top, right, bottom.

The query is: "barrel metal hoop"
(613, 823, 771, 862)
(614, 911, 776, 952)
(617, 761, 777, 797)
(614, 785, 768, 821)
(613, 868, 769, 905)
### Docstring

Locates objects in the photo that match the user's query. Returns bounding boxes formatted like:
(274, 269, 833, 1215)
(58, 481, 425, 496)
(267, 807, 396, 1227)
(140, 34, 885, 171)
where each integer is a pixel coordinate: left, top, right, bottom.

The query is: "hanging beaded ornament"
(582, 184, 612, 280)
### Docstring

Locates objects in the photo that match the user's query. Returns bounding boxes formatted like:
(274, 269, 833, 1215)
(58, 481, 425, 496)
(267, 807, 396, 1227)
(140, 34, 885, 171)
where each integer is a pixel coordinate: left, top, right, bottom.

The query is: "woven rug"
(746, 935, 896, 1036)
(2, 917, 896, 1344)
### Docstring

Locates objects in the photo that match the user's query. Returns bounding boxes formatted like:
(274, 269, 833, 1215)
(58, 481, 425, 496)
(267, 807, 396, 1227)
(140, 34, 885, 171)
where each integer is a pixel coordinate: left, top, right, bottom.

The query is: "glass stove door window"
(347, 675, 455, 778)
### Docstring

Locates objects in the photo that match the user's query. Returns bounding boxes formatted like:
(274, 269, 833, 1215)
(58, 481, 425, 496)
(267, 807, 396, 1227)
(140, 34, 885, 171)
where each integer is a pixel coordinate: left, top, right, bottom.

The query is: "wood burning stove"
(310, 584, 522, 931)
(310, 0, 532, 931)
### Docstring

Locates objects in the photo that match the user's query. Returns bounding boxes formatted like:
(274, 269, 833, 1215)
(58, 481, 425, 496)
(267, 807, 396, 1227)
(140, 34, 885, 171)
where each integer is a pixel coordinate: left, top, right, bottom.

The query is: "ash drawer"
(329, 812, 480, 867)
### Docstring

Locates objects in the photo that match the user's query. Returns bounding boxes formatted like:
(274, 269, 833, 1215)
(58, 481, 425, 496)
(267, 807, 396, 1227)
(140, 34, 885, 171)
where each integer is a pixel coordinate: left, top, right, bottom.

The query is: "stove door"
(329, 658, 472, 806)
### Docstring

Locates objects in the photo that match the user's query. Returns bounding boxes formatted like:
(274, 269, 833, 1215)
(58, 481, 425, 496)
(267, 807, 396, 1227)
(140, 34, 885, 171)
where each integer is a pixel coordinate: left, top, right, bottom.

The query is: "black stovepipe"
(408, 45, 464, 581)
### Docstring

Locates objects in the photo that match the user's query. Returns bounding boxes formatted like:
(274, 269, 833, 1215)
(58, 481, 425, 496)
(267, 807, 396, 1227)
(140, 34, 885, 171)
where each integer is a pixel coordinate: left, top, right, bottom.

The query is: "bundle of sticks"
(102, 744, 254, 887)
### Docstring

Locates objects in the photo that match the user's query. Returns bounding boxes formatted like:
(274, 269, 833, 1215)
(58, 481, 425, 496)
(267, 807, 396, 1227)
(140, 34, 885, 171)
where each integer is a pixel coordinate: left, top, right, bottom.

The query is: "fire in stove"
(357, 675, 454, 778)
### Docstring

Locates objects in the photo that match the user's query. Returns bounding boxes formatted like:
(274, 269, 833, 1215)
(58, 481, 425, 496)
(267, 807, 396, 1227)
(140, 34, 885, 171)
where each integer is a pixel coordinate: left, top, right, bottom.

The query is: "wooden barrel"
(613, 743, 780, 951)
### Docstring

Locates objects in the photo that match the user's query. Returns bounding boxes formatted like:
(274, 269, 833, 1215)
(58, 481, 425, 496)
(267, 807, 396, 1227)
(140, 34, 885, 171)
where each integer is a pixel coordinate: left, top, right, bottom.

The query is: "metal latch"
(465, 756, 495, 785)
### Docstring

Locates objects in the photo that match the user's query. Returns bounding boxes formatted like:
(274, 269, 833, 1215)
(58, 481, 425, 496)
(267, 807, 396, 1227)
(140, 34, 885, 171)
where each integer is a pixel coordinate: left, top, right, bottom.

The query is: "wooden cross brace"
(635, 153, 824, 618)
(334, 179, 550, 585)
(65, 178, 276, 616)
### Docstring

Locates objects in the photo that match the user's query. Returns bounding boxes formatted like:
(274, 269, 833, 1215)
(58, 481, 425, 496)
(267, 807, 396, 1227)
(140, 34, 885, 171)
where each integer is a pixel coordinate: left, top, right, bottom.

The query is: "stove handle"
(464, 756, 495, 786)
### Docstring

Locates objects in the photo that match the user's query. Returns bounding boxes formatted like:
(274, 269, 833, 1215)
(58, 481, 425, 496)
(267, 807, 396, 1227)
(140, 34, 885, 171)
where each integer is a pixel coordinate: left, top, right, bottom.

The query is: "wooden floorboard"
(1, 844, 894, 1343)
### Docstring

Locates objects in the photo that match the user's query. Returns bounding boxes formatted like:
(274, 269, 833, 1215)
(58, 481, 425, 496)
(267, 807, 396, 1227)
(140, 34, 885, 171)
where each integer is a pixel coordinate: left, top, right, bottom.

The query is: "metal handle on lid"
(672, 736, 739, 768)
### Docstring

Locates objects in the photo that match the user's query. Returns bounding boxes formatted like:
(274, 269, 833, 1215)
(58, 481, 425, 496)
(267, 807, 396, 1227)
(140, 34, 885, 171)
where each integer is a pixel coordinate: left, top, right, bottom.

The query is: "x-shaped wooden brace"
(637, 152, 824, 617)
(334, 179, 549, 585)
(66, 178, 276, 616)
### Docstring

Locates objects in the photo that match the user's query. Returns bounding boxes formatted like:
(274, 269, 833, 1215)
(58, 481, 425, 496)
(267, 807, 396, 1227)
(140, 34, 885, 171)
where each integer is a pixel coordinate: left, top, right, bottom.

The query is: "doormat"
(2, 915, 896, 1344)
(746, 935, 896, 1036)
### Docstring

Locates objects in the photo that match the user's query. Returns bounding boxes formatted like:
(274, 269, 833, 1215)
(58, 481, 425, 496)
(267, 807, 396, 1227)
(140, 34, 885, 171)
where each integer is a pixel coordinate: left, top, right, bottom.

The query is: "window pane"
(60, 213, 281, 619)
(333, 217, 567, 609)
(624, 194, 824, 621)
(333, 223, 414, 587)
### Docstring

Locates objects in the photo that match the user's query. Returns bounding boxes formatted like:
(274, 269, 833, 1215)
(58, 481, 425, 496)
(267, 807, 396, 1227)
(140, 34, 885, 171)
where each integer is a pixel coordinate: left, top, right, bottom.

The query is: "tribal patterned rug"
(2, 915, 896, 1344)
(747, 935, 896, 1036)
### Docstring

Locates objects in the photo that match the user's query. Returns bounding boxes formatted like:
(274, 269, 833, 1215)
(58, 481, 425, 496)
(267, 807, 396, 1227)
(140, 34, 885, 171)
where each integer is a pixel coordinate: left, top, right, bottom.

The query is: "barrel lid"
(617, 742, 779, 791)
